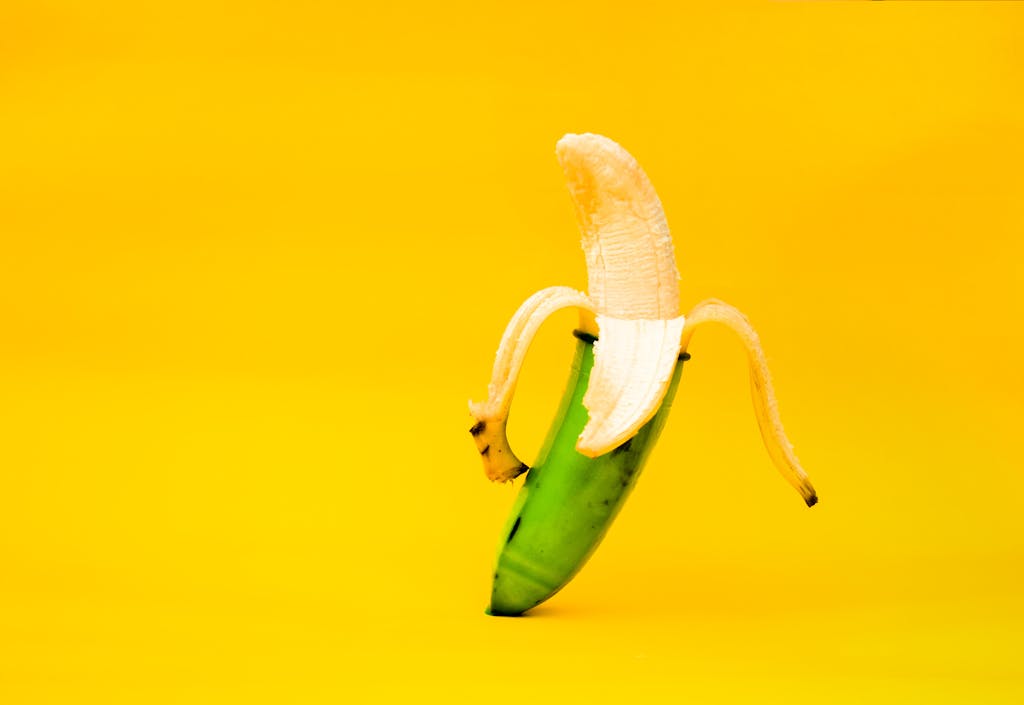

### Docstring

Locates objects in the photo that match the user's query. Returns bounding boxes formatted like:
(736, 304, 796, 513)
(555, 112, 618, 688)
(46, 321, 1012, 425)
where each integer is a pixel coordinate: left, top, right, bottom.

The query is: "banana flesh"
(471, 133, 818, 615)
(556, 133, 680, 319)
(577, 315, 686, 457)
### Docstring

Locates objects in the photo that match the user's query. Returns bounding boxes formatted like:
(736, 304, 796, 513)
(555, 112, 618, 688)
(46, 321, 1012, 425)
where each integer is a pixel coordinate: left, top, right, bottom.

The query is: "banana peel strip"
(469, 286, 595, 482)
(681, 299, 818, 506)
(470, 286, 594, 423)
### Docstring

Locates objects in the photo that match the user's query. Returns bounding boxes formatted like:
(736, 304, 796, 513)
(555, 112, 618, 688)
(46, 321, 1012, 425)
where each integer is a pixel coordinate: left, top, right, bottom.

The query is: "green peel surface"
(489, 336, 687, 616)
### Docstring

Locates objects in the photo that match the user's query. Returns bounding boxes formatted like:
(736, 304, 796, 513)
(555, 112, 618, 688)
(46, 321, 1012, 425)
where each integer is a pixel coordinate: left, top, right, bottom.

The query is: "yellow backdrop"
(2, 2, 1022, 702)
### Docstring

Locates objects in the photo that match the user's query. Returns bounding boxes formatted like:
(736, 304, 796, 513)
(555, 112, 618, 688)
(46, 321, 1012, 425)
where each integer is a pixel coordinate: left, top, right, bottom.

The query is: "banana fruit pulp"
(489, 334, 688, 616)
(471, 133, 817, 617)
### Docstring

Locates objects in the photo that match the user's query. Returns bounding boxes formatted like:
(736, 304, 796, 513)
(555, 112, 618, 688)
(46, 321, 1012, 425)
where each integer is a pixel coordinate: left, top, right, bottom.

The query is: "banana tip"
(556, 132, 614, 160)
(805, 493, 818, 508)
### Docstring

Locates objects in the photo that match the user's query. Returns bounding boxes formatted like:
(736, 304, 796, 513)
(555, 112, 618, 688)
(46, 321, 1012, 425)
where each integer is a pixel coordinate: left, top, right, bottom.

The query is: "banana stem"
(681, 299, 818, 507)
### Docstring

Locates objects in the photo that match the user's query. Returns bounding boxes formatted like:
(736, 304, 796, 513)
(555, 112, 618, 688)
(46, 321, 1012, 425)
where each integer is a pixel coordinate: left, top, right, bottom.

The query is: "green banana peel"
(488, 334, 689, 616)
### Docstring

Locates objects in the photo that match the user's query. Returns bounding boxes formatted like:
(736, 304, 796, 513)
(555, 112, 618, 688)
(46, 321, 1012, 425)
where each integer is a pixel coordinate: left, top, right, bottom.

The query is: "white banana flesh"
(556, 133, 680, 319)
(577, 315, 687, 457)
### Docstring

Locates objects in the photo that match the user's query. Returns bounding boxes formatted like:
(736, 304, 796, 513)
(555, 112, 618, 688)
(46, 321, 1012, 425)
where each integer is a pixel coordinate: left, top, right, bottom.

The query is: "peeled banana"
(470, 133, 817, 617)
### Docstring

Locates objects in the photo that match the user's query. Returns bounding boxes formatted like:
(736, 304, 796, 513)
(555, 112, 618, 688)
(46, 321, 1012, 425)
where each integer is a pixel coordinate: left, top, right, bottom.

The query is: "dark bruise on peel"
(469, 420, 486, 437)
(619, 459, 638, 488)
(507, 517, 521, 544)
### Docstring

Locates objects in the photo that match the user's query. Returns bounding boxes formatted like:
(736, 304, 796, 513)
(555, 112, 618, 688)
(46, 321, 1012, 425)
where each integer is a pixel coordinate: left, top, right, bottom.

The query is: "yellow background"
(2, 2, 1022, 702)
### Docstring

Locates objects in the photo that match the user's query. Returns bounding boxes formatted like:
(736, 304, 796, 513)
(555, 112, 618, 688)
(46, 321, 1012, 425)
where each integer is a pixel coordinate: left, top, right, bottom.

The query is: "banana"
(470, 133, 817, 616)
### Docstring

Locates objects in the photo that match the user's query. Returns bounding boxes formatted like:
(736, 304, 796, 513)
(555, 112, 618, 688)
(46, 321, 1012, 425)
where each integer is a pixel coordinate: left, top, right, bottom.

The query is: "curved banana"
(470, 133, 817, 616)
